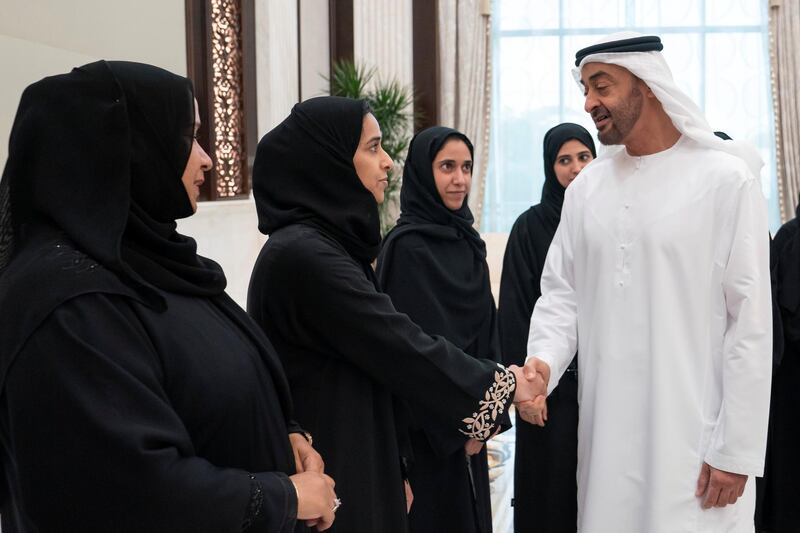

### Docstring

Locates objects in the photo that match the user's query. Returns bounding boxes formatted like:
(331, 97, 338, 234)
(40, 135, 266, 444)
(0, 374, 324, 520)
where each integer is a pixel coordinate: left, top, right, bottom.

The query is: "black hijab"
(377, 127, 493, 350)
(539, 122, 597, 221)
(394, 126, 485, 256)
(0, 60, 225, 309)
(252, 96, 381, 262)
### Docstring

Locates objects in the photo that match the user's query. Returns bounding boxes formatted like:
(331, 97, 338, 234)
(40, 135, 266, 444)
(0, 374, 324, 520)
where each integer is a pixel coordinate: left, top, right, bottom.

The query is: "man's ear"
(641, 80, 656, 99)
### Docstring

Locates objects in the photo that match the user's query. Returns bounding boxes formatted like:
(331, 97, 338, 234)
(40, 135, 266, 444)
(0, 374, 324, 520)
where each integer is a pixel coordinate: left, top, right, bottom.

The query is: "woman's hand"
(517, 395, 548, 427)
(464, 438, 484, 456)
(290, 471, 338, 531)
(289, 432, 324, 474)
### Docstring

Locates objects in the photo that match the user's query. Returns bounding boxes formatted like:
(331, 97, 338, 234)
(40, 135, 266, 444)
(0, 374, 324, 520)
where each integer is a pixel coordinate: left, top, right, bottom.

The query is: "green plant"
(326, 60, 414, 235)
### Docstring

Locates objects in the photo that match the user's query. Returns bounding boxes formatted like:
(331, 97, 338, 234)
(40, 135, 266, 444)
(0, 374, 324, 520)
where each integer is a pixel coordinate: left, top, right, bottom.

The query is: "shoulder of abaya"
(0, 237, 143, 389)
(774, 218, 800, 254)
(384, 226, 440, 251)
(266, 223, 361, 273)
(390, 223, 462, 247)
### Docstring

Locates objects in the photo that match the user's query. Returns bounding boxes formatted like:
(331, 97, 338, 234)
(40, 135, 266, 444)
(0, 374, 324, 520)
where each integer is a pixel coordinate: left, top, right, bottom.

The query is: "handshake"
(509, 357, 550, 427)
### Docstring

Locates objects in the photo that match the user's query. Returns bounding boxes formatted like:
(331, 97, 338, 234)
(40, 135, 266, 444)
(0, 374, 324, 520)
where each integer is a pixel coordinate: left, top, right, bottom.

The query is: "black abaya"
(0, 61, 306, 532)
(376, 126, 500, 533)
(497, 123, 595, 533)
(248, 98, 516, 533)
(755, 205, 800, 533)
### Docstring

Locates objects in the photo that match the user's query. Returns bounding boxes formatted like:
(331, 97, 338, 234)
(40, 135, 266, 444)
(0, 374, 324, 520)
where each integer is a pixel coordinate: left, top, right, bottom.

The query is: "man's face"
(580, 62, 644, 146)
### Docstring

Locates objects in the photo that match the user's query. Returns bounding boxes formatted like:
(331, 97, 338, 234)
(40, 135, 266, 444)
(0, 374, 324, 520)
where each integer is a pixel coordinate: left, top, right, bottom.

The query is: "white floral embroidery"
(460, 364, 516, 440)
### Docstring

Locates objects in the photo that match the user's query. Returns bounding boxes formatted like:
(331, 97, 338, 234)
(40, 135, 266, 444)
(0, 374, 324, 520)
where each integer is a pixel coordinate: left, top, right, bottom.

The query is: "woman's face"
(553, 138, 593, 188)
(352, 113, 393, 204)
(432, 139, 472, 211)
(181, 99, 213, 212)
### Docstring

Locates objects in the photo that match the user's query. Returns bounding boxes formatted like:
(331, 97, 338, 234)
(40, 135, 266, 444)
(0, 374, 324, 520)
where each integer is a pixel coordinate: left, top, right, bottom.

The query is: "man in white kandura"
(519, 32, 772, 533)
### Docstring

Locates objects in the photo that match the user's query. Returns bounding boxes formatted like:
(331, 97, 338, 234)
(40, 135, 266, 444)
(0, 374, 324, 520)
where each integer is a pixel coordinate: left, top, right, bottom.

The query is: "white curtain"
(438, 0, 492, 228)
(769, 0, 800, 222)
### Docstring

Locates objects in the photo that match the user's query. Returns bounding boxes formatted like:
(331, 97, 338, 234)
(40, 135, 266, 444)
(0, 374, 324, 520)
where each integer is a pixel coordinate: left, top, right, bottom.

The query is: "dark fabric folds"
(380, 126, 491, 349)
(756, 203, 800, 533)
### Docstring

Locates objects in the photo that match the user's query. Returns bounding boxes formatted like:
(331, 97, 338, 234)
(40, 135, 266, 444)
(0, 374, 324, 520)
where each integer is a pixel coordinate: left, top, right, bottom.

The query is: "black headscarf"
(252, 96, 381, 262)
(0, 60, 225, 313)
(394, 126, 485, 256)
(539, 122, 597, 220)
(377, 126, 493, 349)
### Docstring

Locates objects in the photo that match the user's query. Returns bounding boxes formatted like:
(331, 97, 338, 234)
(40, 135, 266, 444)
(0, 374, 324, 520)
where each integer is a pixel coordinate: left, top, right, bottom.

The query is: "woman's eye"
(559, 157, 570, 165)
(580, 154, 591, 162)
(463, 163, 473, 173)
(441, 162, 453, 171)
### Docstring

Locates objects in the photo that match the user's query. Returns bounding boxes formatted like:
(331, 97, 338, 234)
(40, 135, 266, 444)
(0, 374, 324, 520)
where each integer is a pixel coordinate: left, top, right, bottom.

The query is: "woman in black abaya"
(247, 98, 543, 533)
(0, 61, 336, 533)
(755, 203, 800, 533)
(498, 123, 595, 533)
(376, 127, 500, 533)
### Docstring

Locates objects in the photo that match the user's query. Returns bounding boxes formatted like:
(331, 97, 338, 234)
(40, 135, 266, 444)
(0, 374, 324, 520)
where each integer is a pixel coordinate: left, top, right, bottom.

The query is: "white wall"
(0, 0, 186, 168)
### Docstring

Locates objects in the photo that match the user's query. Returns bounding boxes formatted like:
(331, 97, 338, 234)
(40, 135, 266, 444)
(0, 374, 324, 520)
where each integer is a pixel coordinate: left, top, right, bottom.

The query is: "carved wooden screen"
(185, 0, 257, 200)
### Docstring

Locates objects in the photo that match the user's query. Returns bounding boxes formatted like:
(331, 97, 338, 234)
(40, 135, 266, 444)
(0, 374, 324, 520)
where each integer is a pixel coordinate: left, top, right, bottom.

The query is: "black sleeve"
(379, 241, 491, 454)
(263, 238, 516, 443)
(4, 293, 297, 533)
(498, 217, 542, 367)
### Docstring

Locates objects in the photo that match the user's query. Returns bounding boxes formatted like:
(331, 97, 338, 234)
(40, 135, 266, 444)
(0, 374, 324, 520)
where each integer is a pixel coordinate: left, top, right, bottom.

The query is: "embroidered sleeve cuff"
(242, 472, 298, 532)
(459, 364, 516, 442)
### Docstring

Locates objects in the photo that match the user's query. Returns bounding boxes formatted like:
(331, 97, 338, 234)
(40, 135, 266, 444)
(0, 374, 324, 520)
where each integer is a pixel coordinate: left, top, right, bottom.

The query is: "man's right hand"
(508, 365, 547, 404)
(290, 471, 338, 531)
(510, 357, 551, 426)
(509, 358, 550, 403)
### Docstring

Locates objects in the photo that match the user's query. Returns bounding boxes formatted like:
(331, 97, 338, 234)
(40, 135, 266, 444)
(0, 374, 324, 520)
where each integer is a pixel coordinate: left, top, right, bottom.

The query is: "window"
(484, 0, 779, 232)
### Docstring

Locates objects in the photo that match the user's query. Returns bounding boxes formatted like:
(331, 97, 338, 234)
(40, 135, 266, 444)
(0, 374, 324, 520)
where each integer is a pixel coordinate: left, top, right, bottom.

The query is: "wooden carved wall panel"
(186, 0, 255, 201)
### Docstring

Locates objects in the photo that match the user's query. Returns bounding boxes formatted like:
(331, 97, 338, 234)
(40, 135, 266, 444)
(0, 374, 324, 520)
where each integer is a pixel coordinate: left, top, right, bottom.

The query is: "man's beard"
(596, 86, 644, 145)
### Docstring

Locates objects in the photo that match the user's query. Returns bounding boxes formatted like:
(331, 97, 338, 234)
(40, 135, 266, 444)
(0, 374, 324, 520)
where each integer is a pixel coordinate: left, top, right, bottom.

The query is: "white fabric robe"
(526, 136, 772, 533)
